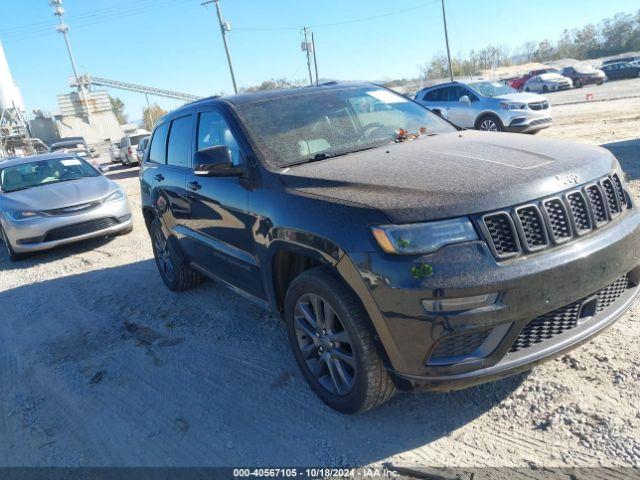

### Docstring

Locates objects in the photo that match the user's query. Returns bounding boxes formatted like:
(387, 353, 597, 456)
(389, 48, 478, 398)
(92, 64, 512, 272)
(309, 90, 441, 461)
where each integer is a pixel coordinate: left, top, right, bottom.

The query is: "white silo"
(0, 40, 25, 112)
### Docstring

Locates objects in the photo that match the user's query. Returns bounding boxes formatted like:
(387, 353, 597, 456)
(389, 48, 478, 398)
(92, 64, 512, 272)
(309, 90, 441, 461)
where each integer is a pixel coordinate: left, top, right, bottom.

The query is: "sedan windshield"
(0, 157, 100, 193)
(468, 81, 518, 97)
(233, 86, 455, 167)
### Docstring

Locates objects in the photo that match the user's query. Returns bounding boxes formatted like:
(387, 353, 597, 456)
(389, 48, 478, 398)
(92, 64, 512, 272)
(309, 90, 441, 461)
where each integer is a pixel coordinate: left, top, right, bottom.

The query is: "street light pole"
(203, 0, 238, 94)
(440, 0, 454, 82)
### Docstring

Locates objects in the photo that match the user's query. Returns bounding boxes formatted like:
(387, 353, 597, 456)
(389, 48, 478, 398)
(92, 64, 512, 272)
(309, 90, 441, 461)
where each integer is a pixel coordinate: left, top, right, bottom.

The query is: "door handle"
(154, 173, 165, 181)
(187, 181, 202, 191)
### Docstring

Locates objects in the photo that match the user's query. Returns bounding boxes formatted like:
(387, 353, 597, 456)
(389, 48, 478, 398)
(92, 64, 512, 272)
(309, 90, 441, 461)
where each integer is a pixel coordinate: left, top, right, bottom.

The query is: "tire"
(525, 87, 530, 92)
(574, 79, 582, 88)
(476, 114, 503, 132)
(542, 86, 549, 93)
(0, 225, 26, 261)
(284, 267, 396, 414)
(150, 218, 201, 291)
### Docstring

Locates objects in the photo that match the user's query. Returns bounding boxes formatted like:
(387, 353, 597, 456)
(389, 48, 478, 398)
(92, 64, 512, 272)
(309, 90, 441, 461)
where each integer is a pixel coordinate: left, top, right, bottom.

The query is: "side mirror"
(459, 95, 471, 105)
(433, 108, 448, 119)
(194, 145, 241, 177)
(90, 148, 96, 153)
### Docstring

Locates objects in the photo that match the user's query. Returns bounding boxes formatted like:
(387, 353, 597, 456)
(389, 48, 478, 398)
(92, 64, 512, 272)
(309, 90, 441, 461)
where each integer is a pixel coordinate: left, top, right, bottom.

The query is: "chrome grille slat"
(480, 172, 630, 261)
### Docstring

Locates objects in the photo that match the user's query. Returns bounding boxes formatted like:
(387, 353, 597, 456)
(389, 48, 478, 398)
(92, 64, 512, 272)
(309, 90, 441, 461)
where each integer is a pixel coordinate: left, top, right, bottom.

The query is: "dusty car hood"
(280, 131, 618, 223)
(2, 175, 115, 211)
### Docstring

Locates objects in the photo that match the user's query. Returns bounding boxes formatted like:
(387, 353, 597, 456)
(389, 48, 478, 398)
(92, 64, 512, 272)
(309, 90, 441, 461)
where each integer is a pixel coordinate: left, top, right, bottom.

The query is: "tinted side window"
(147, 122, 169, 164)
(167, 115, 193, 168)
(424, 88, 445, 101)
(197, 111, 243, 166)
(447, 86, 468, 101)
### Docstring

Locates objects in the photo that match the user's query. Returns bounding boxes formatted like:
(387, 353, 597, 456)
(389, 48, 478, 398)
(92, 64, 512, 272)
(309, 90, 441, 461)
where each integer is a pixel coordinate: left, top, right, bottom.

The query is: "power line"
(0, 0, 196, 42)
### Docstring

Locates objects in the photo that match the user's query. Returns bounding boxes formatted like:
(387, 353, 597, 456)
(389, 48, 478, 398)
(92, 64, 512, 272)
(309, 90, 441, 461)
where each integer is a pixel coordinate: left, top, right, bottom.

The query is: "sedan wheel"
(293, 293, 356, 396)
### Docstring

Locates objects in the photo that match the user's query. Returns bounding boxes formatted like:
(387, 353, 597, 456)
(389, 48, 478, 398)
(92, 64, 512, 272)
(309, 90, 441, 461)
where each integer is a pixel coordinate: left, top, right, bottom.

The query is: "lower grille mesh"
(44, 217, 119, 242)
(431, 330, 491, 360)
(509, 274, 632, 353)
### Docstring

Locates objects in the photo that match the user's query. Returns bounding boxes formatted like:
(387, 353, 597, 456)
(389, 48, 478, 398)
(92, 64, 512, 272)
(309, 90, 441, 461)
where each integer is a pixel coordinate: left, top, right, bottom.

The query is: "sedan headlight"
(7, 210, 42, 221)
(500, 102, 526, 110)
(104, 188, 125, 203)
(371, 217, 478, 255)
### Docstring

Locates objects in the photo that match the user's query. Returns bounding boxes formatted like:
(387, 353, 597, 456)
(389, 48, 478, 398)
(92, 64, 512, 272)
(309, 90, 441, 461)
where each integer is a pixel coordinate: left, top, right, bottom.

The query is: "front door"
(181, 108, 264, 300)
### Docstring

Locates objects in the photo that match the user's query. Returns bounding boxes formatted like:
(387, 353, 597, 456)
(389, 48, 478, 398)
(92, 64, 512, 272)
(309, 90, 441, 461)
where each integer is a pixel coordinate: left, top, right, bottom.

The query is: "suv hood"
(280, 131, 617, 223)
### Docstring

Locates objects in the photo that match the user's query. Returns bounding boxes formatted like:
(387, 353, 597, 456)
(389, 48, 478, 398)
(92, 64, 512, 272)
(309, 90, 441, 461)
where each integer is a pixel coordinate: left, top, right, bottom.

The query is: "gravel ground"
(0, 99, 639, 473)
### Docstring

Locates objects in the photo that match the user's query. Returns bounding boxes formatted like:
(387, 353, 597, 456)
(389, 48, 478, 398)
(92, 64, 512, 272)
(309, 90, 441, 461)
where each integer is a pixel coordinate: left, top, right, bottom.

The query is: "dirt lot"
(1, 93, 639, 474)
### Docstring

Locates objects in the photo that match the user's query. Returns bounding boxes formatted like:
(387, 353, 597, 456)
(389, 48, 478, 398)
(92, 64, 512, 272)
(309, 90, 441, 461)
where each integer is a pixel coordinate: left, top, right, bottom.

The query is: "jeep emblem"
(556, 174, 580, 186)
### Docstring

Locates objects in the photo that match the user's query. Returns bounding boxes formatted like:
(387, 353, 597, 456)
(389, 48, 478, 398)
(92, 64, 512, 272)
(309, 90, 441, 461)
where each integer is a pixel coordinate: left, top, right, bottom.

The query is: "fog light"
(422, 293, 498, 313)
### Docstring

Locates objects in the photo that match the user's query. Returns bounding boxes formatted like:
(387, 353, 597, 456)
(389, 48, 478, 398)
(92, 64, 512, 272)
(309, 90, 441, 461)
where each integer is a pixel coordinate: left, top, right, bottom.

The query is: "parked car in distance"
(109, 142, 121, 163)
(524, 73, 573, 93)
(560, 64, 605, 88)
(600, 62, 640, 81)
(509, 68, 560, 91)
(0, 153, 132, 260)
(415, 80, 552, 133)
(119, 131, 150, 165)
(136, 135, 150, 164)
(602, 56, 640, 66)
(140, 82, 638, 413)
(50, 139, 96, 159)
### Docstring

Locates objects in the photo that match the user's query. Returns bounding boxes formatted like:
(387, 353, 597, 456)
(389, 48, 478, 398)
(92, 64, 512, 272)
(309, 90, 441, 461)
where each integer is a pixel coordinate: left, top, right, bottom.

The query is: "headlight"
(7, 210, 42, 221)
(371, 217, 478, 255)
(104, 189, 125, 203)
(500, 102, 526, 110)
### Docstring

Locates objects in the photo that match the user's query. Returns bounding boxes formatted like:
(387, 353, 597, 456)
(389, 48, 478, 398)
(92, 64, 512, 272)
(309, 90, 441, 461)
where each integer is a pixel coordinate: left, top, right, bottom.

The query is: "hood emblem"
(556, 173, 580, 186)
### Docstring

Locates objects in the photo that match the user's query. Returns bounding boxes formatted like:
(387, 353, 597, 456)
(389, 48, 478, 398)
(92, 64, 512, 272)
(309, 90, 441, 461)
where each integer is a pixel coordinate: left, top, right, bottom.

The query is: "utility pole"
(302, 27, 313, 86)
(311, 32, 319, 86)
(49, 0, 92, 122)
(203, 0, 238, 94)
(145, 93, 154, 129)
(440, 0, 454, 82)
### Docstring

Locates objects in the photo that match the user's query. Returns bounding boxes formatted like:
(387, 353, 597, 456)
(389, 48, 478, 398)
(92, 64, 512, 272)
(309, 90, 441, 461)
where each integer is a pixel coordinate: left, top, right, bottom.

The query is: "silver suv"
(415, 80, 552, 134)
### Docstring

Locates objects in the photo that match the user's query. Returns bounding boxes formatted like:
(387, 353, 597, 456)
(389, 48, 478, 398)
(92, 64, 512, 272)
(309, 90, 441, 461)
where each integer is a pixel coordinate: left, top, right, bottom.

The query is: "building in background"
(54, 89, 123, 145)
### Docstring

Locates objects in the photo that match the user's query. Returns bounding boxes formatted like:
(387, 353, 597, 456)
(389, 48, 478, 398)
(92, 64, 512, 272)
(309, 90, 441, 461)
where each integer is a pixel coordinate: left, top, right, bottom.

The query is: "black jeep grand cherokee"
(140, 82, 640, 413)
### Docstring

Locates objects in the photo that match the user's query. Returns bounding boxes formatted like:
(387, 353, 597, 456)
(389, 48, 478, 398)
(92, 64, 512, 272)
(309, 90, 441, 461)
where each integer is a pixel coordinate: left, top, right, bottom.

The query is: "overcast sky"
(1, 0, 637, 119)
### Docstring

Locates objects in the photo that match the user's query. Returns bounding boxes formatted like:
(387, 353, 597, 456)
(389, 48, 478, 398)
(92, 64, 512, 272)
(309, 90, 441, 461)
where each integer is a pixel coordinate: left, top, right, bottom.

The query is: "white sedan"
(524, 73, 573, 93)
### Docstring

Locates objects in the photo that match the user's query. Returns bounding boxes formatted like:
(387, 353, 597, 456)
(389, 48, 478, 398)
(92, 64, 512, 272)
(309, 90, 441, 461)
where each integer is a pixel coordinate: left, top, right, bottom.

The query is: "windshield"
(0, 157, 100, 193)
(130, 135, 148, 146)
(51, 142, 86, 151)
(468, 81, 517, 97)
(233, 86, 455, 167)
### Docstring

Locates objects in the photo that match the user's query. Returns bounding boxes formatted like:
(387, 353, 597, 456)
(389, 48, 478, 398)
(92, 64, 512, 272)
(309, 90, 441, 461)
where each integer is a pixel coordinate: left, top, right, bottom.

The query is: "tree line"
(419, 9, 640, 80)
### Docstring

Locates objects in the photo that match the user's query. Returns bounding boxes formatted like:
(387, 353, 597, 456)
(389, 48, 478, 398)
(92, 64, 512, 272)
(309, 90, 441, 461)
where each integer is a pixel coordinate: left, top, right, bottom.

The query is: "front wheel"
(476, 115, 503, 132)
(0, 226, 25, 261)
(285, 268, 396, 414)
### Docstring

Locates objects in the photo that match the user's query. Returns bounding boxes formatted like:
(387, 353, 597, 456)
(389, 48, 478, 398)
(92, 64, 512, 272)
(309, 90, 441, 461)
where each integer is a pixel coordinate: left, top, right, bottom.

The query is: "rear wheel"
(150, 218, 201, 291)
(574, 79, 582, 88)
(476, 114, 503, 132)
(542, 85, 549, 93)
(284, 268, 396, 414)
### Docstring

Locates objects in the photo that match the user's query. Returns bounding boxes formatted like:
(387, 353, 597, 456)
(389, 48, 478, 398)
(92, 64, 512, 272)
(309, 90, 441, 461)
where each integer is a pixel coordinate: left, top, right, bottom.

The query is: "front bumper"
(2, 197, 132, 253)
(341, 209, 640, 389)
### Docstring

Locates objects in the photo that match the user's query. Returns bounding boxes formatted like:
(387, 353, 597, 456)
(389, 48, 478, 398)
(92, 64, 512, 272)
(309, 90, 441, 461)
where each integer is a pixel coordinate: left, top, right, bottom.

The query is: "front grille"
(528, 101, 549, 110)
(516, 206, 547, 248)
(543, 199, 572, 241)
(509, 274, 632, 353)
(586, 185, 607, 223)
(483, 213, 519, 256)
(567, 191, 591, 232)
(44, 201, 102, 216)
(431, 330, 491, 360)
(480, 173, 630, 260)
(44, 217, 120, 242)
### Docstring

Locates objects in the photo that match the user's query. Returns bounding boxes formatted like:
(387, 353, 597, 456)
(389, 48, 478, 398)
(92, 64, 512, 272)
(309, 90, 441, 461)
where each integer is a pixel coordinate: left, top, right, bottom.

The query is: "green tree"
(109, 96, 127, 124)
(142, 104, 167, 131)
